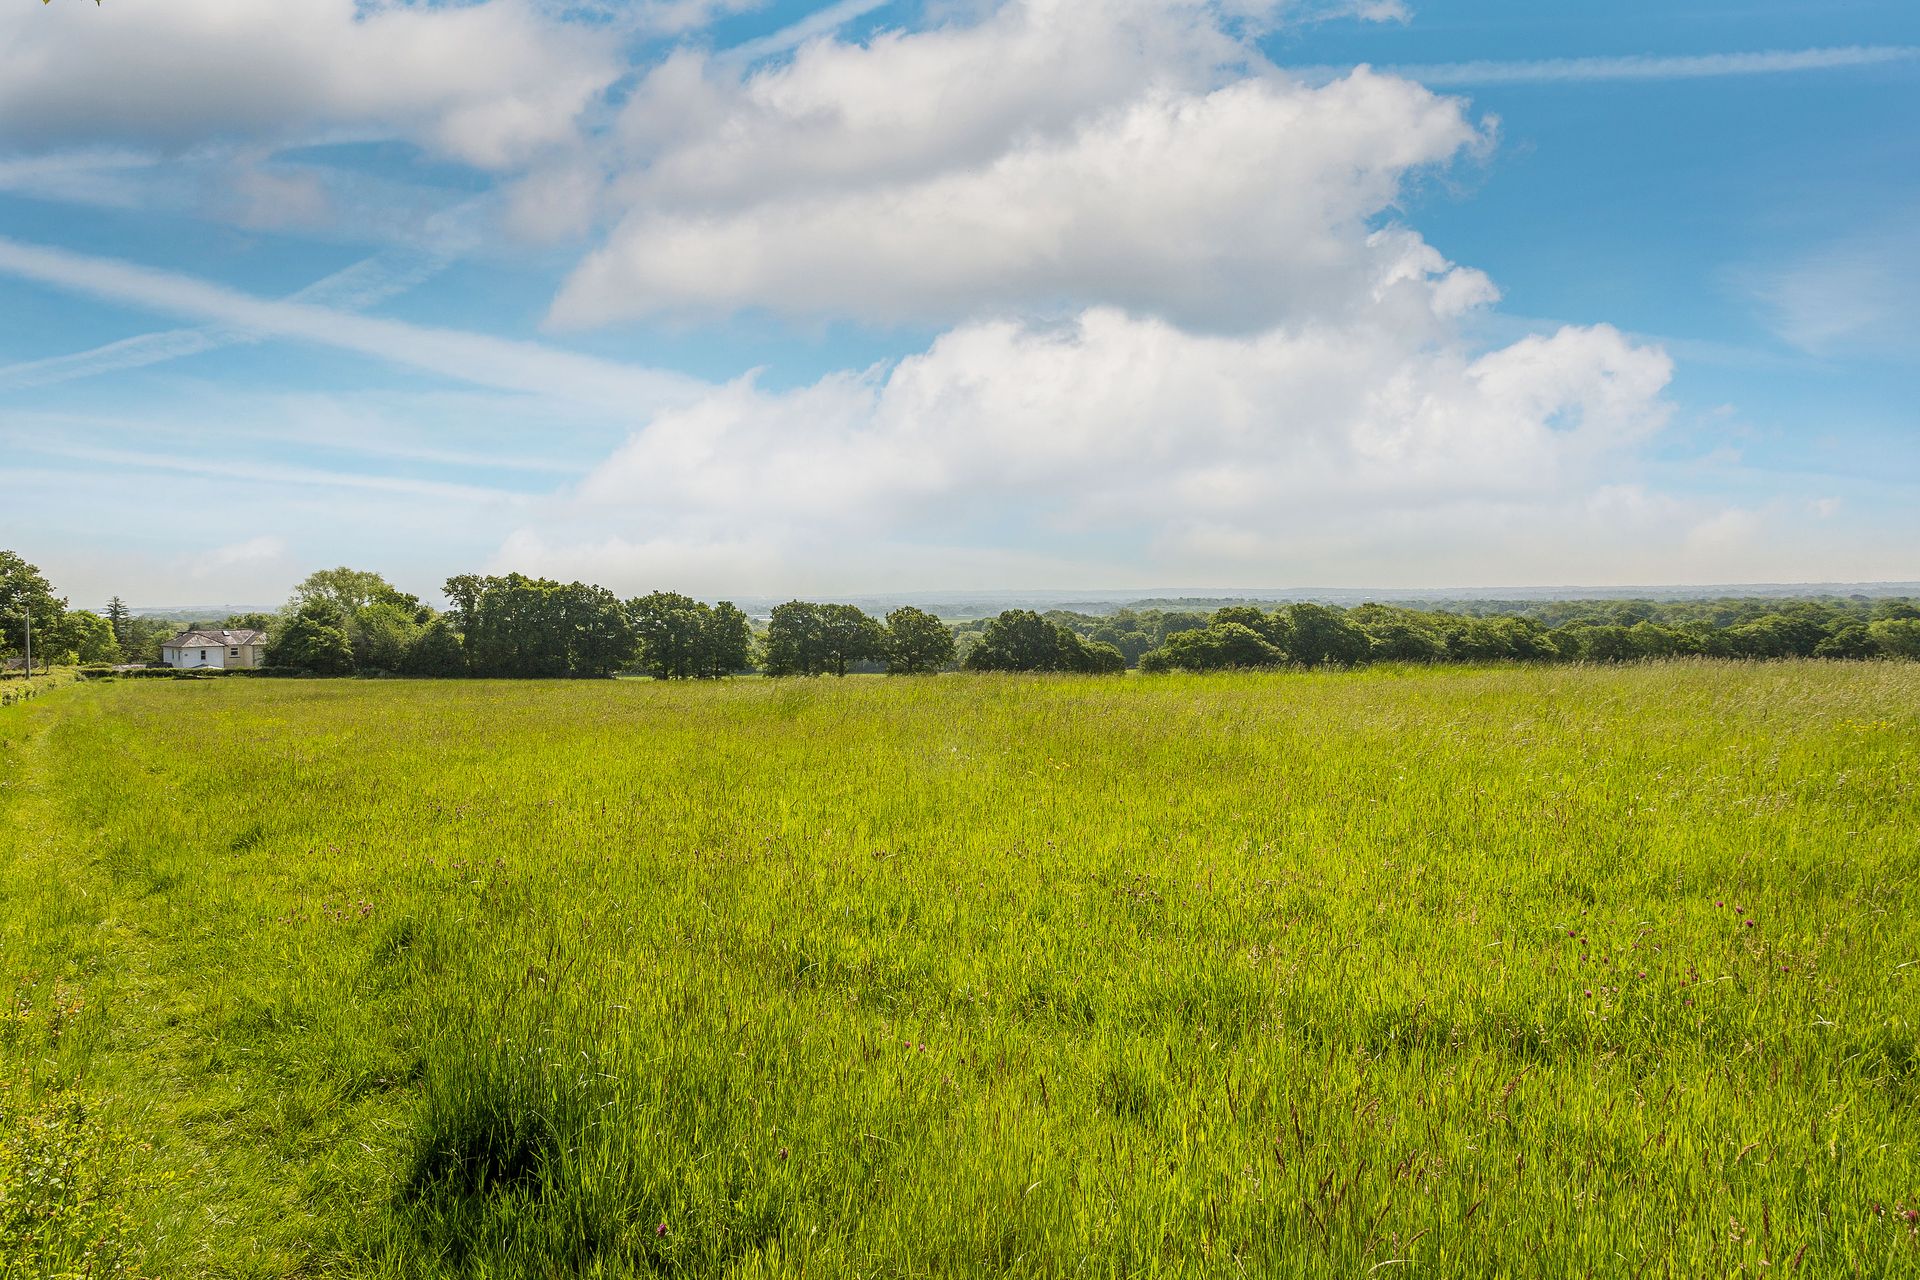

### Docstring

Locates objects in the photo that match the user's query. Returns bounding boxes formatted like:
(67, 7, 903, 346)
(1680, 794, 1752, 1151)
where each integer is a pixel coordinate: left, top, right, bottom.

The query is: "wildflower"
(1716, 901, 1723, 908)
(779, 1147, 790, 1160)
(656, 1222, 669, 1237)
(1745, 919, 1755, 929)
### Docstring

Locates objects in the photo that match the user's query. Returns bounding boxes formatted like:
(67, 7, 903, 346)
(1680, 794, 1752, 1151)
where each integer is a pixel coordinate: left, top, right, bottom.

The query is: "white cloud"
(0, 0, 618, 168)
(501, 299, 1690, 592)
(1305, 45, 1920, 88)
(1753, 218, 1920, 357)
(0, 236, 707, 412)
(553, 70, 1485, 330)
(719, 0, 893, 65)
(540, 0, 1484, 329)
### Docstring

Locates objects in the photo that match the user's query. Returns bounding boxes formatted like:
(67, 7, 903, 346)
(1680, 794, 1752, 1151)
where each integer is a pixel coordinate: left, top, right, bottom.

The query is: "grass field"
(2, 665, 1917, 1277)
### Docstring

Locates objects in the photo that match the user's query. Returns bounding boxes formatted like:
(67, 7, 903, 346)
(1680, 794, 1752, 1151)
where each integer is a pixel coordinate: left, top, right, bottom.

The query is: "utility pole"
(22, 606, 31, 677)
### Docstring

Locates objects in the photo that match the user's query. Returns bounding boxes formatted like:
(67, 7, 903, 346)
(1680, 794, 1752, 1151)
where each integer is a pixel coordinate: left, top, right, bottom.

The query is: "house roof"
(162, 629, 268, 649)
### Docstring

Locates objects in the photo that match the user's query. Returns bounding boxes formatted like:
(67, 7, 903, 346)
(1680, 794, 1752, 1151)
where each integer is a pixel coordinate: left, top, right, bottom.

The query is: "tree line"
(260, 570, 970, 679)
(6, 548, 1919, 679)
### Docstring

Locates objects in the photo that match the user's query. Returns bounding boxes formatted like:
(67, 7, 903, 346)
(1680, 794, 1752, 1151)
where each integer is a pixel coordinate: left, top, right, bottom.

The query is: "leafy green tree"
(1365, 620, 1443, 663)
(563, 584, 636, 676)
(815, 604, 886, 677)
(1724, 614, 1826, 660)
(1869, 619, 1920, 658)
(266, 604, 354, 675)
(1211, 605, 1288, 649)
(1074, 638, 1127, 674)
(762, 602, 817, 676)
(285, 569, 427, 670)
(0, 550, 67, 669)
(58, 611, 121, 665)
(1814, 624, 1875, 660)
(1087, 623, 1154, 666)
(448, 574, 566, 677)
(698, 603, 754, 678)
(764, 602, 840, 677)
(221, 612, 278, 634)
(292, 567, 419, 618)
(401, 617, 467, 677)
(963, 610, 1060, 673)
(1563, 624, 1640, 663)
(964, 610, 1123, 675)
(1139, 622, 1283, 673)
(440, 574, 631, 677)
(355, 601, 422, 672)
(1282, 604, 1368, 668)
(118, 615, 174, 665)
(884, 607, 955, 675)
(629, 592, 708, 679)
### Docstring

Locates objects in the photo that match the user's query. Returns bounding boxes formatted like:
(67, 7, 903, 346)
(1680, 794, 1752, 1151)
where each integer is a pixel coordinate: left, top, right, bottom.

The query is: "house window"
(199, 650, 207, 660)
(230, 648, 240, 657)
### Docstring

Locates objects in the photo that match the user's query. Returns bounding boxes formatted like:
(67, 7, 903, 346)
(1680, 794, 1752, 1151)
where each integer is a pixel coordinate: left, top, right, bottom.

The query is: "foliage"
(0, 1081, 144, 1279)
(292, 567, 420, 621)
(763, 601, 887, 677)
(884, 607, 957, 675)
(963, 610, 1124, 674)
(1127, 597, 1920, 674)
(266, 603, 355, 676)
(443, 574, 633, 678)
(353, 602, 423, 674)
(104, 597, 130, 647)
(1138, 621, 1282, 673)
(0, 550, 66, 667)
(2, 668, 1917, 1276)
(401, 617, 466, 678)
(628, 593, 753, 679)
(1869, 618, 1920, 658)
(0, 669, 81, 708)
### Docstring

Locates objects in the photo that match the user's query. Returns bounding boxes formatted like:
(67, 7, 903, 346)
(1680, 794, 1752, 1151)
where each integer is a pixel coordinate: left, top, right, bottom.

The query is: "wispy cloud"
(15, 441, 530, 506)
(192, 536, 289, 579)
(1750, 216, 1920, 358)
(1293, 45, 1920, 87)
(0, 235, 709, 411)
(720, 0, 893, 66)
(0, 200, 483, 391)
(0, 404, 597, 477)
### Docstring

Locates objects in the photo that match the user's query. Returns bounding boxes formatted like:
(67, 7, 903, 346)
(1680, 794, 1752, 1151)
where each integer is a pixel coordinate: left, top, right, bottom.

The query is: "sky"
(0, 0, 1915, 609)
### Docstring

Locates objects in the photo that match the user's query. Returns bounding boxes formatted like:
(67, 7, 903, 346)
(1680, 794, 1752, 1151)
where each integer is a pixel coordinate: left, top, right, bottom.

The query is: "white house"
(160, 629, 269, 670)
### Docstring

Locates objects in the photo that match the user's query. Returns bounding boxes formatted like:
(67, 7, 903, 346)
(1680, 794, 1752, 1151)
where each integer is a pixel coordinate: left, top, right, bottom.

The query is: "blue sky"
(0, 0, 1914, 607)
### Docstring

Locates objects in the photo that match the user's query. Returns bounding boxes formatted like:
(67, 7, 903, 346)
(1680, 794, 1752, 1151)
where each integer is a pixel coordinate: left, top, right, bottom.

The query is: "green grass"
(1, 664, 1916, 1277)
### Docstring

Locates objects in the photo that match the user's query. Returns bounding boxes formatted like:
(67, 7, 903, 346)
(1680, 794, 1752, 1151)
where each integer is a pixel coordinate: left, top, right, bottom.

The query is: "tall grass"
(1, 664, 1916, 1276)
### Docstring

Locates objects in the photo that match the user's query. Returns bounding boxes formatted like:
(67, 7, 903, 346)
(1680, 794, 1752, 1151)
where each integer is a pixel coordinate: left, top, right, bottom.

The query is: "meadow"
(2, 664, 1916, 1278)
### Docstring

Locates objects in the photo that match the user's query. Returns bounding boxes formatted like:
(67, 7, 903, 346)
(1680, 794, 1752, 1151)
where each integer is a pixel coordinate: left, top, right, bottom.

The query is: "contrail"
(0, 199, 484, 391)
(720, 0, 893, 66)
(0, 235, 709, 412)
(1291, 44, 1919, 87)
